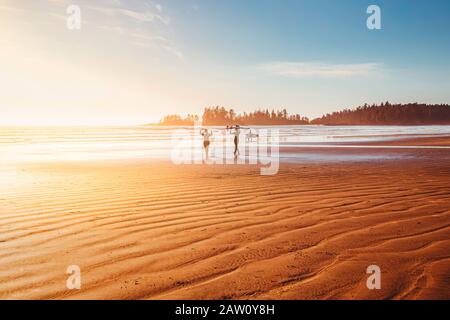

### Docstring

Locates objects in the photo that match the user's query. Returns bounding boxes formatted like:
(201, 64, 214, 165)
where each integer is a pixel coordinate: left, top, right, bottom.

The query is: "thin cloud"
(47, 1, 170, 25)
(86, 5, 170, 25)
(130, 33, 184, 61)
(43, 0, 182, 60)
(84, 3, 176, 56)
(258, 62, 383, 78)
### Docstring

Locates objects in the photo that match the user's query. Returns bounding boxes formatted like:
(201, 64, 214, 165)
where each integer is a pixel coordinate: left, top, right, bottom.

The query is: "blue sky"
(1, 0, 450, 125)
(178, 0, 450, 67)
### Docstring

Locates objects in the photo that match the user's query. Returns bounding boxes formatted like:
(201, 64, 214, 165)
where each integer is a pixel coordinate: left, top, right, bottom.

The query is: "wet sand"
(0, 138, 449, 300)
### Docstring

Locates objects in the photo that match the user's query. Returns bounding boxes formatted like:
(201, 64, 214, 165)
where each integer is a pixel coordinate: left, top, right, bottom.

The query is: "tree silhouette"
(311, 103, 450, 125)
(157, 103, 450, 126)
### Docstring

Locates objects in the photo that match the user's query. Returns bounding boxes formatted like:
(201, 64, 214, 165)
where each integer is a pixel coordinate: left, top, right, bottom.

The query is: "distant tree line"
(156, 103, 450, 126)
(311, 102, 450, 125)
(158, 107, 309, 125)
(202, 106, 309, 125)
(158, 114, 199, 126)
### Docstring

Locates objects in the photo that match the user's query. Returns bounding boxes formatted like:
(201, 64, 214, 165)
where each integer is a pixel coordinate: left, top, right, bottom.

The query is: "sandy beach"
(3, 0, 450, 305)
(0, 135, 449, 300)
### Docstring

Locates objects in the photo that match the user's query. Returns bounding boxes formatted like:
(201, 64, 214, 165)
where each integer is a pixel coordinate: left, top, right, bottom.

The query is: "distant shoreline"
(153, 103, 450, 127)
(144, 123, 450, 127)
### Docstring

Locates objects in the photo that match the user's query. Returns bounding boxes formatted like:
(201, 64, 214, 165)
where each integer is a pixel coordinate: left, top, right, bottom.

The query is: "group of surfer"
(200, 125, 259, 160)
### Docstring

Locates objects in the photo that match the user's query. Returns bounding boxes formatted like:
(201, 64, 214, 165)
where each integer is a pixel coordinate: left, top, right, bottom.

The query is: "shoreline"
(1, 135, 449, 168)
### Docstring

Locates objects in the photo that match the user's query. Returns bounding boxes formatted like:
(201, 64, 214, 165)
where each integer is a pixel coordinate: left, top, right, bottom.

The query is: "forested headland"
(151, 103, 450, 126)
(311, 102, 450, 125)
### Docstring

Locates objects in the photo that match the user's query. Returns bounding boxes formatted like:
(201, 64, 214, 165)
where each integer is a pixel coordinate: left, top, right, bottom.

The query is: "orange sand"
(0, 146, 449, 300)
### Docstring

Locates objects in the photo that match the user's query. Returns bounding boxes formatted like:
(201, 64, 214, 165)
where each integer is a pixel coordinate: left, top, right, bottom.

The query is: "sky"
(1, 0, 450, 125)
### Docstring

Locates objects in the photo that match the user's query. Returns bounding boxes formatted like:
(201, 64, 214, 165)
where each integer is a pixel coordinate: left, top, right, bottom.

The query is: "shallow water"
(0, 125, 449, 164)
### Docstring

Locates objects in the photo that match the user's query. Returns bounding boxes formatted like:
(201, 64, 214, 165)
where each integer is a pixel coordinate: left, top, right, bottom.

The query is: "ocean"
(1, 125, 450, 164)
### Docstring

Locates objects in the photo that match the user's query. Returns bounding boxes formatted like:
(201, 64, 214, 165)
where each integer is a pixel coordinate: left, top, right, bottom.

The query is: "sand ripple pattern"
(0, 160, 449, 299)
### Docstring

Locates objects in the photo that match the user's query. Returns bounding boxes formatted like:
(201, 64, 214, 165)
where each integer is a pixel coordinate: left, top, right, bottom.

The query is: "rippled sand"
(0, 142, 449, 300)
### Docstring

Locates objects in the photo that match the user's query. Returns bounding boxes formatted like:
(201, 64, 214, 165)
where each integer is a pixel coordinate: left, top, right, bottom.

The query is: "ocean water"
(0, 125, 449, 164)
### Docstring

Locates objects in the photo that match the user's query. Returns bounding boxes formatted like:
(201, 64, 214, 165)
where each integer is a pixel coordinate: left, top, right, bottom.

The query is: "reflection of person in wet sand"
(200, 128, 213, 161)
